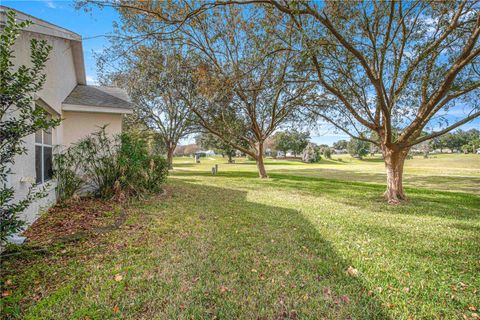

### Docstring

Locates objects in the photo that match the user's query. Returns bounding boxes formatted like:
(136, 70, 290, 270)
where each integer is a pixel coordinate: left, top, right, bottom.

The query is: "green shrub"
(347, 138, 369, 159)
(312, 147, 322, 163)
(54, 127, 168, 202)
(322, 147, 332, 159)
(53, 147, 84, 202)
(117, 133, 168, 196)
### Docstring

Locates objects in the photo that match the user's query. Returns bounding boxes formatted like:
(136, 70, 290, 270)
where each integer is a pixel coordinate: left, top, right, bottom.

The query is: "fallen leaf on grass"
(340, 295, 350, 304)
(403, 287, 410, 293)
(114, 274, 123, 282)
(220, 285, 230, 294)
(113, 305, 119, 313)
(469, 306, 477, 311)
(322, 287, 332, 299)
(2, 290, 11, 297)
(346, 266, 358, 277)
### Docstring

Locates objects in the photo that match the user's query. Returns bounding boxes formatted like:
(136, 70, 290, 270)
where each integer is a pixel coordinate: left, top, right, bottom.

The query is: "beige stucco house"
(1, 7, 133, 226)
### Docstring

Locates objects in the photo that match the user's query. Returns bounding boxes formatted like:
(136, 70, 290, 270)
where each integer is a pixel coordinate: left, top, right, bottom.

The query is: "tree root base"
(384, 191, 408, 205)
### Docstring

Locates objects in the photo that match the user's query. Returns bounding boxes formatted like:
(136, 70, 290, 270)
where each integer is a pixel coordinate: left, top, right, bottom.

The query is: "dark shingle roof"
(63, 85, 133, 109)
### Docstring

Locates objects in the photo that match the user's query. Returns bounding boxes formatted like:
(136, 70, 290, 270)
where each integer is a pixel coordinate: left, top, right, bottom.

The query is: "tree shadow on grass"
(130, 180, 390, 319)
(0, 180, 389, 319)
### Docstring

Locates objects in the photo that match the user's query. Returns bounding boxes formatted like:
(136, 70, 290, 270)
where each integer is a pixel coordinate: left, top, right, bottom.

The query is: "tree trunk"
(382, 146, 409, 204)
(255, 142, 268, 178)
(228, 152, 233, 163)
(167, 145, 175, 170)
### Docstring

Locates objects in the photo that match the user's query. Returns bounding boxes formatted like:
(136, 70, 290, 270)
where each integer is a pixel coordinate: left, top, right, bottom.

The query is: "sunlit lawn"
(175, 153, 480, 194)
(1, 154, 479, 319)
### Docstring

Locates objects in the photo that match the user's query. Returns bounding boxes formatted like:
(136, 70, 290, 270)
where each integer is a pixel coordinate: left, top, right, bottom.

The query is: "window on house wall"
(35, 108, 53, 184)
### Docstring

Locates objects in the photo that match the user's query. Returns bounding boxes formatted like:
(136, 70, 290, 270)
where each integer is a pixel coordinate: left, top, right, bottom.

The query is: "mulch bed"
(23, 198, 120, 245)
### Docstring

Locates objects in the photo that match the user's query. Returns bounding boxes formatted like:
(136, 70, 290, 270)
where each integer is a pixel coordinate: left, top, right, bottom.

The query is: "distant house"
(1, 7, 133, 225)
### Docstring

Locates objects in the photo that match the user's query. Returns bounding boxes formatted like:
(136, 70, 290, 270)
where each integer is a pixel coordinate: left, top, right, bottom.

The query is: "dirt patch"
(23, 198, 120, 245)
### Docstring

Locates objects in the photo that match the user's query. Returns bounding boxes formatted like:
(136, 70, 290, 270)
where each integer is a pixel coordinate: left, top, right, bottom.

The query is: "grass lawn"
(1, 154, 479, 319)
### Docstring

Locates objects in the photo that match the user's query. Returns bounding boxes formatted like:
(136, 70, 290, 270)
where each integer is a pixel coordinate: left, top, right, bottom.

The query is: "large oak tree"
(264, 0, 480, 202)
(87, 1, 315, 178)
(97, 42, 198, 169)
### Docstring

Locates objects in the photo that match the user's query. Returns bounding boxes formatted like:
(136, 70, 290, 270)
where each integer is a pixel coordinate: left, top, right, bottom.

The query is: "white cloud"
(45, 1, 57, 9)
(86, 75, 98, 85)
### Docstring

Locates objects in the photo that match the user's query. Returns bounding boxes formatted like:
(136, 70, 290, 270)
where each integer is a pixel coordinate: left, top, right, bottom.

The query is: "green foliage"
(313, 147, 322, 163)
(54, 128, 168, 201)
(0, 11, 58, 242)
(430, 129, 479, 152)
(196, 132, 248, 163)
(53, 147, 84, 203)
(347, 139, 369, 159)
(332, 140, 348, 150)
(322, 147, 332, 159)
(274, 130, 310, 156)
(117, 133, 168, 195)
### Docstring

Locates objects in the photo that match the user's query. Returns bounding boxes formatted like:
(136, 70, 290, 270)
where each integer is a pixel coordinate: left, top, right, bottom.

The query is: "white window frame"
(35, 112, 53, 185)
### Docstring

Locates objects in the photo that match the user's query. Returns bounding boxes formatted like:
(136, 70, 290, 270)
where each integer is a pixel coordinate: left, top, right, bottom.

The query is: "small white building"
(195, 150, 216, 157)
(1, 7, 133, 225)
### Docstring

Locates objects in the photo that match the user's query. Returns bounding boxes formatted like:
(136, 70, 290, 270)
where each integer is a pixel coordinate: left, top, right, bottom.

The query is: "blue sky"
(3, 0, 478, 146)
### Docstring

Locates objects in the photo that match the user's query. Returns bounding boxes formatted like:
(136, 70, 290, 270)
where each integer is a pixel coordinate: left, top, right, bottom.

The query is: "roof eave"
(0, 6, 82, 41)
(62, 103, 133, 114)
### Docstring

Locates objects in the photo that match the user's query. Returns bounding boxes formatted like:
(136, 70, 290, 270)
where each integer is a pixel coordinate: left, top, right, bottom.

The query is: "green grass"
(1, 154, 479, 319)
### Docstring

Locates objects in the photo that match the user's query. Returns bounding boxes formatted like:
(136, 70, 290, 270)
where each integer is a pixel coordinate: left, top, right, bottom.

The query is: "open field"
(175, 154, 480, 194)
(1, 154, 479, 319)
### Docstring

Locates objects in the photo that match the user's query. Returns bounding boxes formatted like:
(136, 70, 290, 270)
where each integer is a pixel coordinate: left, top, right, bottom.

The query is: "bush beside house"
(55, 127, 168, 202)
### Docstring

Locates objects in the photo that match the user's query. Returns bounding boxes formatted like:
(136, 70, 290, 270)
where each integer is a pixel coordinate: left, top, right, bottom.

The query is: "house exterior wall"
(12, 30, 79, 115)
(2, 9, 131, 230)
(62, 111, 124, 147)
(8, 30, 80, 225)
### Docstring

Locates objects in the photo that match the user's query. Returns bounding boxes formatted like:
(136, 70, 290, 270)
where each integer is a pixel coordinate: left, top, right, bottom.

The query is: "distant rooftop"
(63, 85, 133, 110)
